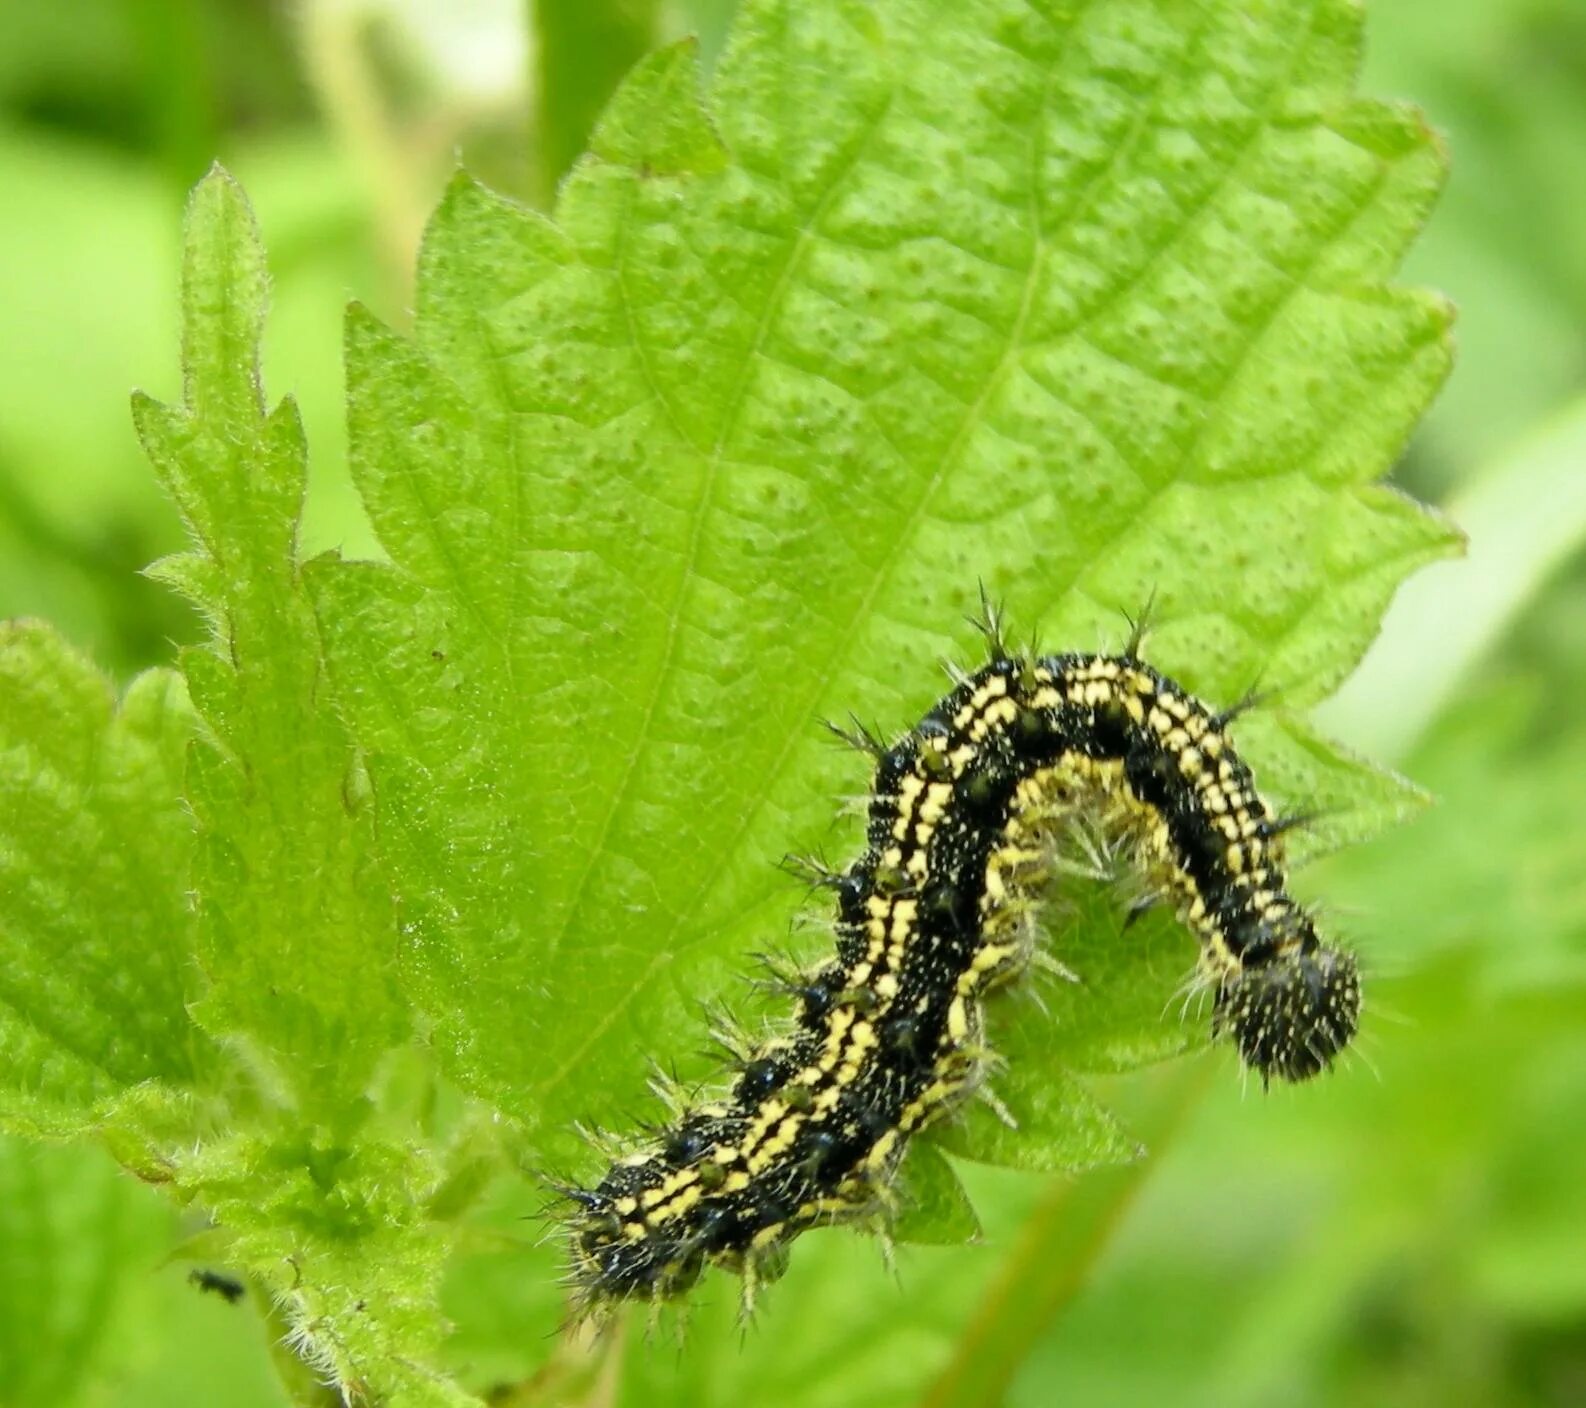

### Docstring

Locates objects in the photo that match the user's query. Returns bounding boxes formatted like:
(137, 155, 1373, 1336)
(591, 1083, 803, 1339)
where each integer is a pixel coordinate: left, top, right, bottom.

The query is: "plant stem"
(531, 0, 660, 207)
(296, 0, 429, 312)
(918, 1058, 1214, 1408)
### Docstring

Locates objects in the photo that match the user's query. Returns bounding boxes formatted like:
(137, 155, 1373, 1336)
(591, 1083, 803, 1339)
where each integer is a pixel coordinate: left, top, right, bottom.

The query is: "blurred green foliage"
(1365, 1, 1586, 492)
(0, 1, 1582, 1406)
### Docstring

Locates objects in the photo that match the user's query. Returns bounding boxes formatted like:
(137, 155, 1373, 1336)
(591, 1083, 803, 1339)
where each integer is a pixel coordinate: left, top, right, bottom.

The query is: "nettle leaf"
(0, 621, 213, 1139)
(310, 0, 1450, 1195)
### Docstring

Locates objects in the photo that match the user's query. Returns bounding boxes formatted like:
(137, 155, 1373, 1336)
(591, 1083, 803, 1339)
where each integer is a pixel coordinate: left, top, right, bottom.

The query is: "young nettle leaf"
(310, 0, 1452, 1193)
(0, 623, 211, 1139)
(133, 172, 406, 1116)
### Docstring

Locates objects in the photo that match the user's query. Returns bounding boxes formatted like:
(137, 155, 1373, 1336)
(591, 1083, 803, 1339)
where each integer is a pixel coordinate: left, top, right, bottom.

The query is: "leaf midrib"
(538, 91, 898, 976)
(538, 0, 1225, 1095)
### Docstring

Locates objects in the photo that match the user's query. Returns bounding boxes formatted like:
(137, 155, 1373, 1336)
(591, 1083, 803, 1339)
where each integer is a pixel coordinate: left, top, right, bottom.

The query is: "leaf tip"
(343, 298, 383, 344)
(178, 165, 269, 426)
(584, 37, 726, 178)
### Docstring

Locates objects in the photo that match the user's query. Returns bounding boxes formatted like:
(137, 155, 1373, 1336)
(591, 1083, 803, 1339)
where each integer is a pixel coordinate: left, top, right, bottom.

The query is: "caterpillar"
(559, 604, 1360, 1312)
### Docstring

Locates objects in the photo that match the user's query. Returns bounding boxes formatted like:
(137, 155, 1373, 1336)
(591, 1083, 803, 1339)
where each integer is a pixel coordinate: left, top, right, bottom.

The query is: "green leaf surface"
(892, 1140, 983, 1245)
(0, 621, 210, 1136)
(307, 0, 1452, 1191)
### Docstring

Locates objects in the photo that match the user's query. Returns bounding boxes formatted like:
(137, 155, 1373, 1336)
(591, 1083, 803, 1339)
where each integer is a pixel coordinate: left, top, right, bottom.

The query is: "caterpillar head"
(1214, 941, 1360, 1084)
(567, 1204, 709, 1306)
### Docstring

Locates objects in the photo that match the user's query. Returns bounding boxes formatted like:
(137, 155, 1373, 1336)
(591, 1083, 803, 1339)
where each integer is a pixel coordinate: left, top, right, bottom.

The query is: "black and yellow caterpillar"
(560, 608, 1359, 1309)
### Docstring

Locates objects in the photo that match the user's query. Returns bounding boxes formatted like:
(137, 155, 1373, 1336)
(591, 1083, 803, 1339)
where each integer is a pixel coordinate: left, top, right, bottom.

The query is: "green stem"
(531, 0, 660, 206)
(918, 1058, 1214, 1408)
(125, 0, 217, 191)
(295, 0, 429, 312)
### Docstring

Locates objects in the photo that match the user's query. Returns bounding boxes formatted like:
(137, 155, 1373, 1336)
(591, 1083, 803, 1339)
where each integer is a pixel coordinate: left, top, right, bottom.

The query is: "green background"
(1, 1, 1583, 1404)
